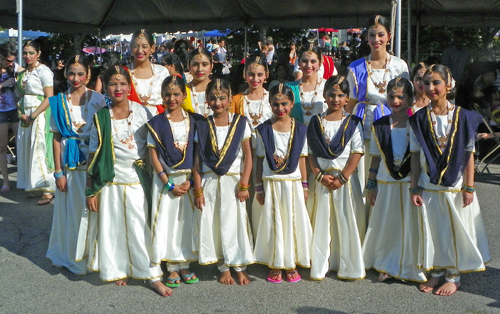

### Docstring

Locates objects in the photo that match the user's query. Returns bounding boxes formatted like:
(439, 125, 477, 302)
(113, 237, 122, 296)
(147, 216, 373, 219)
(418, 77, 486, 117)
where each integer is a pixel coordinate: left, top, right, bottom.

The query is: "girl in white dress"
(410, 64, 490, 296)
(183, 48, 213, 117)
(39, 56, 106, 274)
(17, 41, 55, 205)
(253, 83, 311, 283)
(307, 75, 365, 280)
(362, 77, 426, 283)
(85, 65, 171, 297)
(287, 45, 327, 126)
(126, 29, 169, 116)
(346, 15, 409, 186)
(193, 78, 255, 285)
(147, 76, 202, 288)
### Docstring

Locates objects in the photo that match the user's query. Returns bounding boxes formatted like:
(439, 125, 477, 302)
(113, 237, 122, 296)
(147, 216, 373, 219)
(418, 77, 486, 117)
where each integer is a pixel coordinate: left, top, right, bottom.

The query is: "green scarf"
(87, 107, 115, 194)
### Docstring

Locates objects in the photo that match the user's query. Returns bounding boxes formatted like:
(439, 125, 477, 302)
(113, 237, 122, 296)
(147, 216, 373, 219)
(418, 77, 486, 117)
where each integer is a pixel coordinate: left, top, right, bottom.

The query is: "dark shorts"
(0, 109, 20, 123)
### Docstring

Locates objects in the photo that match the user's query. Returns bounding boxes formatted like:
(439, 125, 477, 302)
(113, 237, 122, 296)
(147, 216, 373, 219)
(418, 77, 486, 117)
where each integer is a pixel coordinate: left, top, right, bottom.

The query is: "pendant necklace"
(367, 54, 390, 94)
(192, 83, 209, 118)
(320, 110, 346, 144)
(22, 61, 40, 89)
(273, 118, 294, 168)
(166, 108, 190, 152)
(245, 89, 267, 126)
(299, 77, 321, 116)
(389, 116, 410, 170)
(130, 64, 155, 106)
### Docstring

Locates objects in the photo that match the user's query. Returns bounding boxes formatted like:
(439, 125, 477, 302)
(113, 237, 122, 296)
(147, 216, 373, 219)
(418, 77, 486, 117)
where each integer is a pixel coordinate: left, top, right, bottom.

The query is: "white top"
(300, 79, 328, 125)
(348, 56, 409, 140)
(189, 85, 213, 117)
(370, 126, 410, 182)
(147, 118, 190, 175)
(50, 91, 107, 168)
(310, 113, 364, 171)
(256, 127, 308, 180)
(195, 113, 252, 174)
(130, 64, 169, 115)
(89, 102, 151, 183)
(22, 64, 53, 109)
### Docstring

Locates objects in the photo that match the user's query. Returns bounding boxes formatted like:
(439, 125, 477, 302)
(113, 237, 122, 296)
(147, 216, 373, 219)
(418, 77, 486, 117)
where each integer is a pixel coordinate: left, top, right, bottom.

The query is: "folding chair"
(472, 102, 500, 174)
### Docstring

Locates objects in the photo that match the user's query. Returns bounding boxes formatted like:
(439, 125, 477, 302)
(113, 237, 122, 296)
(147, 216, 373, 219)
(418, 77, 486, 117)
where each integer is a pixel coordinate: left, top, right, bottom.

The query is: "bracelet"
(163, 180, 175, 192)
(337, 173, 348, 185)
(256, 190, 264, 195)
(193, 188, 204, 197)
(29, 114, 36, 121)
(238, 182, 250, 191)
(303, 187, 309, 192)
(255, 185, 264, 192)
(189, 179, 194, 187)
(365, 178, 377, 191)
(54, 170, 64, 180)
(369, 168, 379, 174)
(461, 184, 476, 194)
(255, 183, 263, 187)
(157, 171, 166, 178)
(315, 171, 323, 183)
(409, 187, 422, 195)
(301, 181, 309, 188)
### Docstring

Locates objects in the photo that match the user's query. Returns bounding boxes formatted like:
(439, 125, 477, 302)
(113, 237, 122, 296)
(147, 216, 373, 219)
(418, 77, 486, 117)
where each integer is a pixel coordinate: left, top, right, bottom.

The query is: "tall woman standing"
(18, 41, 55, 205)
(346, 15, 409, 185)
(0, 43, 21, 193)
(125, 29, 169, 115)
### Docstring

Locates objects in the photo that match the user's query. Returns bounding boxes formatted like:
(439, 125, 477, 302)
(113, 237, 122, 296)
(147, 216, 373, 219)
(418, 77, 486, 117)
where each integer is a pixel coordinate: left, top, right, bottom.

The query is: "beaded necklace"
(191, 83, 210, 117)
(110, 101, 135, 149)
(320, 110, 346, 144)
(130, 63, 155, 106)
(430, 102, 454, 150)
(389, 116, 410, 170)
(273, 118, 295, 168)
(299, 77, 321, 116)
(21, 61, 40, 89)
(66, 88, 89, 133)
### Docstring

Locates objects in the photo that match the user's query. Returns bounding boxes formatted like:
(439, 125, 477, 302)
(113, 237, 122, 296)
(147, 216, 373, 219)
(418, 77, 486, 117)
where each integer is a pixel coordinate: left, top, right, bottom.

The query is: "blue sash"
(409, 106, 481, 187)
(49, 93, 86, 169)
(372, 116, 411, 179)
(256, 119, 307, 174)
(196, 114, 247, 176)
(354, 101, 391, 124)
(349, 58, 368, 102)
(146, 112, 202, 170)
(286, 80, 304, 123)
(307, 113, 361, 160)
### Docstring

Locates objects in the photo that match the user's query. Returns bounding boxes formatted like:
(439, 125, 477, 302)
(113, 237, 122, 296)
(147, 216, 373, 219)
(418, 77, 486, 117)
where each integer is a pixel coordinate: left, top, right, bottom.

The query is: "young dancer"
(147, 75, 202, 288)
(307, 75, 365, 280)
(410, 64, 490, 296)
(362, 77, 426, 283)
(408, 62, 430, 116)
(84, 65, 171, 297)
(193, 78, 255, 285)
(253, 83, 312, 283)
(183, 47, 213, 117)
(231, 53, 272, 129)
(43, 55, 106, 275)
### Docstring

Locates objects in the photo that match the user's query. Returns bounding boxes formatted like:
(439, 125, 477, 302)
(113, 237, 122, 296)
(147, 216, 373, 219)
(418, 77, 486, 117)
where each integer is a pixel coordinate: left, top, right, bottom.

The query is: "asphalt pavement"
(0, 163, 499, 314)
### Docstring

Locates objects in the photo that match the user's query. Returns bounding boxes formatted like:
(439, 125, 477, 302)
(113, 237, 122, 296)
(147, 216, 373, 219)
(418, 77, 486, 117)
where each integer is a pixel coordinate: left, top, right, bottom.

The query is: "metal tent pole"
(244, 25, 248, 59)
(17, 0, 23, 64)
(407, 0, 412, 65)
(396, 0, 401, 57)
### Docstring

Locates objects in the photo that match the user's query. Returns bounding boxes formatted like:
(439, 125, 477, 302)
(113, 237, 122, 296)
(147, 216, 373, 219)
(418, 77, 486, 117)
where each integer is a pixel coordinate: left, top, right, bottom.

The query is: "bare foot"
(419, 277, 440, 293)
(435, 281, 461, 296)
(378, 272, 391, 282)
(115, 278, 128, 286)
(219, 270, 235, 285)
(151, 280, 173, 297)
(237, 271, 251, 285)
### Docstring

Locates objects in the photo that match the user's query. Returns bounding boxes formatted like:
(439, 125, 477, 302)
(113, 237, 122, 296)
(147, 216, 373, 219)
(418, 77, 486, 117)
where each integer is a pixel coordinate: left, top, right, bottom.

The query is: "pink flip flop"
(267, 270, 282, 284)
(286, 269, 301, 283)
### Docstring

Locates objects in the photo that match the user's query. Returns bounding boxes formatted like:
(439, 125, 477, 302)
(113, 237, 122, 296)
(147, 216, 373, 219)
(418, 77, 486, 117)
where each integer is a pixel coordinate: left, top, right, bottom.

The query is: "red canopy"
(318, 28, 338, 32)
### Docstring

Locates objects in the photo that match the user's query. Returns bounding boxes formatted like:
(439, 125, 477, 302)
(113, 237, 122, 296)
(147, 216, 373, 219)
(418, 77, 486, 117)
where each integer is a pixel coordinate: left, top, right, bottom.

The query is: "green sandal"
(181, 273, 199, 284)
(165, 276, 181, 288)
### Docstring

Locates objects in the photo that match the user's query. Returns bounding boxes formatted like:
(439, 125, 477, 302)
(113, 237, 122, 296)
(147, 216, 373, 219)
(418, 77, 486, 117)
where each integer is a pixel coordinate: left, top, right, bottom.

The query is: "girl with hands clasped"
(192, 78, 255, 285)
(307, 75, 365, 281)
(362, 77, 426, 283)
(146, 76, 203, 288)
(45, 55, 106, 275)
(409, 64, 490, 296)
(84, 65, 171, 297)
(253, 83, 312, 284)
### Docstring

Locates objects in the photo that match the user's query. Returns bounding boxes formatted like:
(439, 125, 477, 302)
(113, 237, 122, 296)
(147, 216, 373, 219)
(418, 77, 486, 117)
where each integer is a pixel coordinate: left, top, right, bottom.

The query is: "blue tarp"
(203, 29, 229, 37)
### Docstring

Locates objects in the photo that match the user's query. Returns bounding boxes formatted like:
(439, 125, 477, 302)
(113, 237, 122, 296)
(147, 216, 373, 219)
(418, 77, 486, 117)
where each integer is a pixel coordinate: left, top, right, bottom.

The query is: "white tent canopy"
(2, 0, 500, 35)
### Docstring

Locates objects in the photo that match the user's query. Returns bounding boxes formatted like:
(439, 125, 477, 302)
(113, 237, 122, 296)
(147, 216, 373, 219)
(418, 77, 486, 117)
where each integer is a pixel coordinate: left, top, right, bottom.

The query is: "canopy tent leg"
(17, 0, 23, 65)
